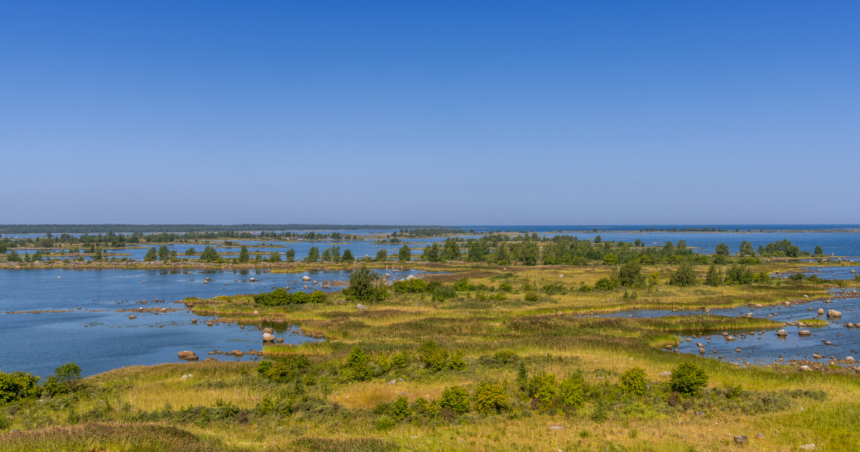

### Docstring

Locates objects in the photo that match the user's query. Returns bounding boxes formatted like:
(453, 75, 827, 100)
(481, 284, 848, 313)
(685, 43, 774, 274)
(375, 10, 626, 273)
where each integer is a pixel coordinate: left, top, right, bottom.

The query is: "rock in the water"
(204, 358, 217, 362)
(733, 435, 748, 445)
(818, 309, 824, 315)
(800, 365, 812, 372)
(231, 350, 244, 357)
(263, 328, 273, 334)
(777, 329, 788, 336)
(276, 338, 284, 343)
(129, 315, 137, 319)
(799, 330, 811, 336)
(828, 310, 842, 318)
(847, 356, 855, 363)
(262, 333, 276, 342)
(178, 351, 196, 359)
(302, 276, 310, 281)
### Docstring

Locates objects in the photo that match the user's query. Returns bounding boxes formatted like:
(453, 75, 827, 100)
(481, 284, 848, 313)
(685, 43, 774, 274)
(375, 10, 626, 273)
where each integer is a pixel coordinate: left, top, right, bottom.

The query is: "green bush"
(261, 355, 311, 383)
(343, 266, 389, 303)
(344, 347, 371, 381)
(670, 362, 708, 396)
(493, 349, 518, 364)
(392, 279, 427, 294)
(618, 367, 648, 396)
(439, 386, 470, 414)
(559, 372, 586, 409)
(419, 341, 449, 371)
(498, 282, 513, 292)
(390, 396, 412, 420)
(527, 372, 558, 406)
(524, 292, 539, 302)
(0, 370, 41, 404)
(449, 350, 466, 371)
(594, 278, 617, 291)
(474, 382, 508, 414)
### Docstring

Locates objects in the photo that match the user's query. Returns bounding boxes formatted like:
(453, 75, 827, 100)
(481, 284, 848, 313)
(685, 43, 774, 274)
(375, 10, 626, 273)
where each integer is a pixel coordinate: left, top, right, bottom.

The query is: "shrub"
(309, 290, 327, 303)
(0, 370, 40, 404)
(578, 284, 593, 292)
(670, 363, 708, 396)
(263, 355, 311, 383)
(618, 367, 648, 396)
(431, 284, 457, 302)
(419, 342, 449, 371)
(559, 372, 586, 409)
(474, 382, 508, 414)
(527, 372, 559, 405)
(494, 349, 518, 364)
(594, 278, 617, 291)
(42, 362, 83, 396)
(498, 282, 513, 292)
(390, 396, 411, 420)
(392, 279, 427, 294)
(449, 350, 466, 371)
(439, 386, 470, 414)
(344, 347, 371, 381)
(524, 292, 539, 302)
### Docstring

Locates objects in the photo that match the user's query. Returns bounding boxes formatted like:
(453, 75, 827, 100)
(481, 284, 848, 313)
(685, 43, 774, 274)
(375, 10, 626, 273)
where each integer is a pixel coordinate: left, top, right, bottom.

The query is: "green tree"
(715, 243, 731, 256)
(157, 245, 169, 261)
(305, 247, 320, 262)
(344, 266, 387, 302)
(285, 248, 296, 262)
(739, 241, 755, 256)
(704, 264, 722, 286)
(341, 249, 354, 262)
(269, 252, 282, 263)
(398, 245, 411, 262)
(670, 261, 697, 287)
(238, 245, 250, 263)
(199, 246, 219, 262)
(185, 247, 196, 256)
(344, 347, 371, 381)
(423, 244, 440, 262)
(814, 245, 824, 257)
(466, 241, 486, 262)
(143, 247, 157, 262)
(375, 249, 388, 262)
(443, 238, 460, 260)
(603, 254, 618, 265)
(614, 259, 643, 287)
(494, 242, 511, 263)
(521, 241, 540, 266)
(0, 370, 41, 404)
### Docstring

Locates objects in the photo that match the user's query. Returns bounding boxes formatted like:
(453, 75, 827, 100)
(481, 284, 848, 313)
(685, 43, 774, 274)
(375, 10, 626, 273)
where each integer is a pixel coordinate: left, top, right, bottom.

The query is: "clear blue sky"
(1, 2, 858, 225)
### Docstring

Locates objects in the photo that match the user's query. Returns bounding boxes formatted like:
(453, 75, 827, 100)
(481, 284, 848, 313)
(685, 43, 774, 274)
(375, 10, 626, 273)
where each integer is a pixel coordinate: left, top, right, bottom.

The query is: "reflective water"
(597, 290, 860, 366)
(0, 267, 436, 378)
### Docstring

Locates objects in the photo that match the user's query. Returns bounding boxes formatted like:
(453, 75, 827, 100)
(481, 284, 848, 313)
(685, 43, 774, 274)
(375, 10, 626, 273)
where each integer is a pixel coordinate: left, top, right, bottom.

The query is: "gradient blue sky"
(2, 2, 858, 225)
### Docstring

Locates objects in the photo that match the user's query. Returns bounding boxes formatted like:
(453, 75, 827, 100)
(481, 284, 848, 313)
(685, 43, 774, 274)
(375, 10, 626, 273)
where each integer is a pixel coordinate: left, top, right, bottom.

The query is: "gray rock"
(659, 371, 672, 378)
(733, 435, 748, 445)
(262, 333, 276, 342)
(755, 432, 765, 439)
(799, 445, 816, 451)
(548, 425, 564, 431)
(357, 304, 368, 310)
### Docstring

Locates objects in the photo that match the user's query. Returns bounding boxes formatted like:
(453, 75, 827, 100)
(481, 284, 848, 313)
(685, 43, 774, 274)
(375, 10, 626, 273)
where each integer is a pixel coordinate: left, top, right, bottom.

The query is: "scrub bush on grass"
(618, 367, 648, 397)
(439, 386, 470, 415)
(473, 382, 508, 414)
(670, 363, 708, 397)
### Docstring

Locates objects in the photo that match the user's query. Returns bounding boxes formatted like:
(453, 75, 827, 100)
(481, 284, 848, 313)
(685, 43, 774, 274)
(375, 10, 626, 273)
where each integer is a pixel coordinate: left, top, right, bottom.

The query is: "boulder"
(357, 303, 368, 310)
(755, 432, 765, 439)
(799, 445, 816, 451)
(204, 358, 217, 362)
(547, 425, 564, 431)
(828, 310, 842, 318)
(847, 357, 855, 363)
(186, 355, 199, 361)
(231, 350, 244, 357)
(263, 328, 273, 334)
(799, 330, 811, 336)
(276, 338, 284, 343)
(733, 435, 748, 445)
(659, 371, 672, 378)
(777, 329, 788, 336)
(818, 309, 824, 315)
(800, 365, 812, 371)
(262, 333, 276, 342)
(129, 315, 137, 319)
(178, 351, 196, 359)
(302, 276, 310, 281)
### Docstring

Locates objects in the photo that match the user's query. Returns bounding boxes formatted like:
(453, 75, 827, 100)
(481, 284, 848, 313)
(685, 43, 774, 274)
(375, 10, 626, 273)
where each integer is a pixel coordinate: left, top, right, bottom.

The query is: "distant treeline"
(0, 224, 439, 234)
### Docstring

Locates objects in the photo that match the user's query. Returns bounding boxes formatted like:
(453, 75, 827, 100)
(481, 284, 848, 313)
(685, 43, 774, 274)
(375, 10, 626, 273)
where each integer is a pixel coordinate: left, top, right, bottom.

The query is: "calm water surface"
(0, 267, 435, 378)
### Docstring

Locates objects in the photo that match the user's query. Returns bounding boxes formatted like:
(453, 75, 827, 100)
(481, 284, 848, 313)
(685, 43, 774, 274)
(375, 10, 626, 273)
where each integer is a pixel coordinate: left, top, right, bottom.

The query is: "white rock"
(262, 333, 276, 342)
